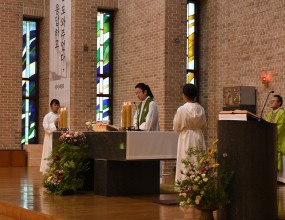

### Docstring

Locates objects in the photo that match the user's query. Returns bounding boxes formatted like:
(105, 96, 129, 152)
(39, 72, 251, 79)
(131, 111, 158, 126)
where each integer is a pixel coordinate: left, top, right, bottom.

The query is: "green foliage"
(43, 131, 89, 195)
(175, 140, 234, 207)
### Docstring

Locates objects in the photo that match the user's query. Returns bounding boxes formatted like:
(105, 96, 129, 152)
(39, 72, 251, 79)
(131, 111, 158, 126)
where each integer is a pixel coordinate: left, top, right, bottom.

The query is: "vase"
(195, 205, 218, 220)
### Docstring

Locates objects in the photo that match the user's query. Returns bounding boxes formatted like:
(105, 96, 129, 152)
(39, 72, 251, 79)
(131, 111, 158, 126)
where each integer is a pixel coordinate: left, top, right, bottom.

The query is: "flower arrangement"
(175, 140, 233, 208)
(59, 130, 87, 146)
(43, 131, 89, 195)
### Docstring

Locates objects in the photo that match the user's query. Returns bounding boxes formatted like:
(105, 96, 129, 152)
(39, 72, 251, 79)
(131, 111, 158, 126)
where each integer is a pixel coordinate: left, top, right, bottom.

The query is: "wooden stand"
(218, 120, 278, 220)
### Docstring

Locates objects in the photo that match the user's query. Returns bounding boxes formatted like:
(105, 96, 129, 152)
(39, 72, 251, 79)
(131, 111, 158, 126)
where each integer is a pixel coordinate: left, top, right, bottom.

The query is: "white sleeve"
(173, 108, 183, 133)
(43, 114, 57, 134)
(143, 101, 159, 131)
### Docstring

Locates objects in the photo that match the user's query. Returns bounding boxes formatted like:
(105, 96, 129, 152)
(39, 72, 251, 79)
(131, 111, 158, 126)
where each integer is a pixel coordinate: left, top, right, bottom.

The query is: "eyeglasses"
(269, 100, 278, 103)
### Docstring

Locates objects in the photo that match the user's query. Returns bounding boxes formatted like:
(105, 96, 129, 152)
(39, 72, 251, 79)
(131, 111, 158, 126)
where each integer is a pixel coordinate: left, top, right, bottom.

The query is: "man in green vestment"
(266, 95, 285, 183)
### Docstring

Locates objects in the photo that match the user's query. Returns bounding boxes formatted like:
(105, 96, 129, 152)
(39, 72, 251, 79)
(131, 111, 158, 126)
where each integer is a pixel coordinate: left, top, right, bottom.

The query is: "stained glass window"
(187, 1, 197, 84)
(97, 11, 112, 123)
(22, 20, 38, 145)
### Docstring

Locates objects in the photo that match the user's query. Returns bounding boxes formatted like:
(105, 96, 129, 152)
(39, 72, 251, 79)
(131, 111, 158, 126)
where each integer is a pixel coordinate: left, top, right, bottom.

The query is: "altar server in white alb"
(40, 99, 60, 174)
(133, 83, 160, 131)
(173, 84, 207, 182)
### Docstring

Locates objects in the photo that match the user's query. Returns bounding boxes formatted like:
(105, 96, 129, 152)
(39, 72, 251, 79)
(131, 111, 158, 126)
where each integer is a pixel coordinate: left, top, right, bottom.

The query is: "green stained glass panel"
(97, 11, 112, 122)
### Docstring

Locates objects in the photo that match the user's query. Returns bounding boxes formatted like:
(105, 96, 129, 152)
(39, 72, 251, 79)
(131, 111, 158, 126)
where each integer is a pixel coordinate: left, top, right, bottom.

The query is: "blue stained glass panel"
(96, 97, 110, 121)
(22, 80, 36, 98)
(97, 11, 111, 123)
(22, 20, 37, 145)
(22, 21, 37, 79)
(21, 99, 36, 144)
(96, 76, 110, 94)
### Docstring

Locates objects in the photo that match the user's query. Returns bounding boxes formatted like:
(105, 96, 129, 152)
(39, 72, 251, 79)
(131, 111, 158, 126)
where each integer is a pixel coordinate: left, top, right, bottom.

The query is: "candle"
(121, 102, 127, 128)
(126, 102, 132, 128)
(60, 108, 64, 129)
(62, 107, 67, 129)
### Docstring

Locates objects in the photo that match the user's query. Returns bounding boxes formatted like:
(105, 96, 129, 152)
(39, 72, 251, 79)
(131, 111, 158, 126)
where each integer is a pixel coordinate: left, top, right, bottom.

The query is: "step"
(23, 144, 43, 167)
(0, 215, 17, 220)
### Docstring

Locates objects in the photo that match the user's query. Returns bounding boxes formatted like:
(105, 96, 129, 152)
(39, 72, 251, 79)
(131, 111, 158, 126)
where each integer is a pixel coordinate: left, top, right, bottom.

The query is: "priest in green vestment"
(133, 83, 160, 131)
(266, 94, 285, 183)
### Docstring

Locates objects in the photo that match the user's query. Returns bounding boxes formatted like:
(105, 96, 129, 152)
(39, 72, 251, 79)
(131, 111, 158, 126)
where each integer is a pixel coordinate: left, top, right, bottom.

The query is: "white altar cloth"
(126, 131, 178, 160)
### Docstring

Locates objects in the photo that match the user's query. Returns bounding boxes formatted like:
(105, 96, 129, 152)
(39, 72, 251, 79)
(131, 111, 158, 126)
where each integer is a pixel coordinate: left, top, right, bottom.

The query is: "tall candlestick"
(60, 108, 64, 129)
(126, 102, 132, 128)
(121, 103, 127, 128)
(63, 107, 67, 129)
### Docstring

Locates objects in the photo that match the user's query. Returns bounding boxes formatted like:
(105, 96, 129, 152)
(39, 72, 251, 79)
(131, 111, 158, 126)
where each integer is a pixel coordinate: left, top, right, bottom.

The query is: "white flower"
(203, 177, 208, 182)
(201, 173, 206, 178)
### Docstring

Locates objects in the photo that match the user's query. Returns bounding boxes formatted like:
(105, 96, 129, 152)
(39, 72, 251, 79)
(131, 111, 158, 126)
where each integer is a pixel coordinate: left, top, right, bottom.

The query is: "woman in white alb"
(173, 84, 207, 182)
(133, 83, 160, 131)
(40, 99, 60, 174)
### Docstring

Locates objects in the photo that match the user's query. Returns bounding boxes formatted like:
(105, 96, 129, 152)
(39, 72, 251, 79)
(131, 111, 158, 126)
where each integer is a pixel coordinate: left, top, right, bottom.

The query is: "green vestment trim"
(138, 97, 153, 125)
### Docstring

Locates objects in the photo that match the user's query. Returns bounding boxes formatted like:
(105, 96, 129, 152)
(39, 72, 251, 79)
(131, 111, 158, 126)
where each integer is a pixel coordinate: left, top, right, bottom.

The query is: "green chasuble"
(266, 108, 285, 171)
(138, 97, 153, 125)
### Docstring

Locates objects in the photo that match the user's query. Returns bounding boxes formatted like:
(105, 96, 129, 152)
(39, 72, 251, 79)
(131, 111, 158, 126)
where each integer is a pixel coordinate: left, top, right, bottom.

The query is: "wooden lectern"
(218, 120, 278, 220)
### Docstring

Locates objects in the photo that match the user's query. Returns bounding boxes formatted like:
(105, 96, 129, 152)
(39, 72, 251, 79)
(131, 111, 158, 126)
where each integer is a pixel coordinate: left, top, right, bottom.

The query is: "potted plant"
(175, 140, 233, 219)
(43, 131, 89, 195)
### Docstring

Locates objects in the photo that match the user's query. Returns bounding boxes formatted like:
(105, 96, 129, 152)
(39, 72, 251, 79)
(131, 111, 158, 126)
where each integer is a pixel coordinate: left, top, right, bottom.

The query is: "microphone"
(259, 90, 274, 121)
(133, 102, 141, 131)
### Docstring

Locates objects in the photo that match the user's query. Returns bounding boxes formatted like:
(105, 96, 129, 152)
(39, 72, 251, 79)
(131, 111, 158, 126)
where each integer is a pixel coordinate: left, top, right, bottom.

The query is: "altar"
(84, 131, 178, 196)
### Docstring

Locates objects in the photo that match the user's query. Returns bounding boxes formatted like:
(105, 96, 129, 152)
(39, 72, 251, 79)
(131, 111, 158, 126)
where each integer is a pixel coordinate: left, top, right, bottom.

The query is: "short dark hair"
(182, 84, 198, 100)
(274, 95, 283, 107)
(50, 99, 60, 106)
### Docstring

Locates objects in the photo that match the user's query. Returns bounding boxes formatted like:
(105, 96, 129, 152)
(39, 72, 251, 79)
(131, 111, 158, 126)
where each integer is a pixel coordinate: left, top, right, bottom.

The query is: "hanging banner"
(49, 0, 71, 127)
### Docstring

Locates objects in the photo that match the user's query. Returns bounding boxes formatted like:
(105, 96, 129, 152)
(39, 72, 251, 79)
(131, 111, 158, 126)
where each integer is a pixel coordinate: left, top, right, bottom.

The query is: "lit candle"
(62, 107, 67, 129)
(121, 102, 127, 128)
(126, 102, 132, 128)
(60, 108, 64, 129)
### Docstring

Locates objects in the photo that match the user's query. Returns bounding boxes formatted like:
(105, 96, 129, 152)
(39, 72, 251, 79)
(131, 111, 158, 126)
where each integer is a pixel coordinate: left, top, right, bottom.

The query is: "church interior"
(1, 0, 285, 219)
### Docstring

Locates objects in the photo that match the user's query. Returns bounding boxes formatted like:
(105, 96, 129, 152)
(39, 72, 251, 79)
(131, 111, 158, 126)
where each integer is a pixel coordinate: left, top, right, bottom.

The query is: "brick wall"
(0, 1, 25, 149)
(112, 0, 168, 128)
(69, 0, 98, 131)
(2, 0, 285, 156)
(199, 0, 285, 144)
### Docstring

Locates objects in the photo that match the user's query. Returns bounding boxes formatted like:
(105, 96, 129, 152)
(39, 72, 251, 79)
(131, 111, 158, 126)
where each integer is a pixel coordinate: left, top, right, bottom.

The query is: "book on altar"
(92, 123, 119, 132)
(218, 109, 260, 121)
